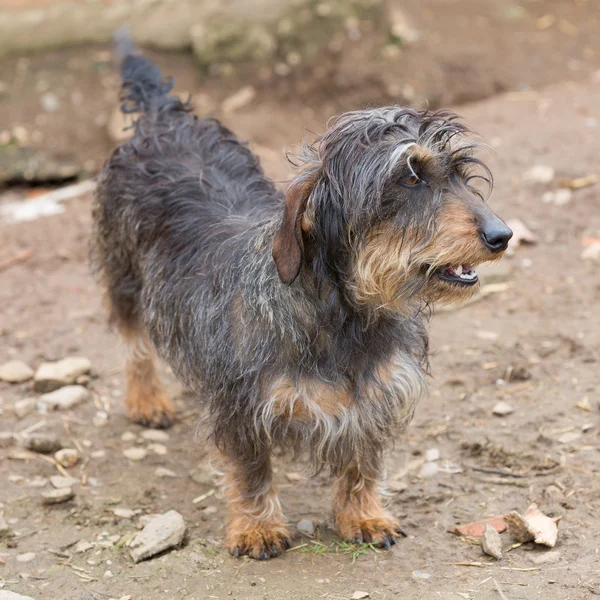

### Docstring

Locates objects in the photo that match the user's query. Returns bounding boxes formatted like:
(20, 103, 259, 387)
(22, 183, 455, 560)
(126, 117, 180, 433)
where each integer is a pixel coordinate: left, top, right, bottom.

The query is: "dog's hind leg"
(123, 328, 175, 429)
(106, 293, 175, 429)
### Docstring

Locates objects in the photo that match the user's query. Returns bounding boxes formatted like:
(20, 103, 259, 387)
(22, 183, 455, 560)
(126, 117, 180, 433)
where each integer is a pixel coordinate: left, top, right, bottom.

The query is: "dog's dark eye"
(405, 175, 420, 186)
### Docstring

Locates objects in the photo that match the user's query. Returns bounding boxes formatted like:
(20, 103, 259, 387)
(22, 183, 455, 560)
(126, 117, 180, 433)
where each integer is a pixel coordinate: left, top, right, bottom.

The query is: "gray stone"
(296, 518, 315, 536)
(50, 475, 78, 489)
(41, 487, 75, 505)
(481, 524, 503, 560)
(530, 550, 561, 565)
(492, 401, 515, 416)
(0, 591, 36, 600)
(0, 360, 34, 383)
(524, 164, 555, 184)
(73, 540, 94, 554)
(14, 397, 37, 419)
(39, 385, 90, 410)
(129, 510, 186, 563)
(22, 433, 62, 454)
(155, 467, 177, 478)
(34, 357, 91, 392)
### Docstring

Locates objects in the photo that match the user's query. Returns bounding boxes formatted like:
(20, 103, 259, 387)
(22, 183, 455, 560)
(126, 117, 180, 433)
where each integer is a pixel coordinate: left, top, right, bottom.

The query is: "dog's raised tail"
(114, 25, 175, 114)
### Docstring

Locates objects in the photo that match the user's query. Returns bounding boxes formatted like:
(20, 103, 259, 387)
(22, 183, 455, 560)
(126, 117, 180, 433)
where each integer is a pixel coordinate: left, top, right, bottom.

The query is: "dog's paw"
(126, 397, 175, 429)
(226, 522, 291, 560)
(337, 516, 401, 549)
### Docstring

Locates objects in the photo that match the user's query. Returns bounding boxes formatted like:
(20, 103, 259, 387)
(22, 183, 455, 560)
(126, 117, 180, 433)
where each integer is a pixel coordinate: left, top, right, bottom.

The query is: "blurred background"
(0, 2, 599, 600)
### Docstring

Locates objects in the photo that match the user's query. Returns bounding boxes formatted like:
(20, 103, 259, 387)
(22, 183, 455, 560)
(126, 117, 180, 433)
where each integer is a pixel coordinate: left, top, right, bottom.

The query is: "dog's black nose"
(481, 221, 513, 253)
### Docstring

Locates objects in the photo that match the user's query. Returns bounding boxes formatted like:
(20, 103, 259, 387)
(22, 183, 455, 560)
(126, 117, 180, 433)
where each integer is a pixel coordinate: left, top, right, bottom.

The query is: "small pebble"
(55, 448, 80, 468)
(42, 487, 75, 505)
(0, 360, 34, 383)
(481, 524, 503, 559)
(149, 443, 167, 455)
(113, 508, 136, 519)
(557, 431, 581, 444)
(140, 430, 169, 442)
(296, 519, 315, 536)
(412, 571, 433, 581)
(203, 506, 218, 515)
(91, 449, 106, 459)
(16, 552, 36, 563)
(34, 357, 91, 392)
(74, 540, 94, 553)
(542, 189, 573, 206)
(123, 447, 147, 461)
(492, 401, 514, 416)
(121, 431, 137, 442)
(39, 385, 90, 410)
(417, 462, 439, 479)
(14, 398, 37, 419)
(425, 448, 440, 462)
(23, 433, 62, 454)
(351, 593, 370, 600)
(50, 475, 78, 489)
(93, 411, 109, 427)
(129, 510, 186, 563)
(155, 467, 177, 478)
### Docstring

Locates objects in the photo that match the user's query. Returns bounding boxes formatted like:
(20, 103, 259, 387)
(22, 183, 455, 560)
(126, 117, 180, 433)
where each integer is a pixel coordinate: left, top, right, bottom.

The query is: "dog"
(91, 46, 512, 560)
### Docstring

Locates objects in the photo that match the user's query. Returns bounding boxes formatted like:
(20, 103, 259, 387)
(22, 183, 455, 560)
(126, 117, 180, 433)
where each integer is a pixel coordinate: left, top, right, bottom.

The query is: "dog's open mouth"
(436, 264, 478, 286)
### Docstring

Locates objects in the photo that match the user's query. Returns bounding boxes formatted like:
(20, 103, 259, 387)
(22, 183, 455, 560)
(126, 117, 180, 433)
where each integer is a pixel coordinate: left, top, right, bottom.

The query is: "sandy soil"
(1, 3, 600, 600)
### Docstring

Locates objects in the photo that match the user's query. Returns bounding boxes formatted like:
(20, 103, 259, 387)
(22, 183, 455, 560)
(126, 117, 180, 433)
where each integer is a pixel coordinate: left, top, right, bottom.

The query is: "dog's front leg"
(219, 449, 291, 559)
(333, 454, 401, 548)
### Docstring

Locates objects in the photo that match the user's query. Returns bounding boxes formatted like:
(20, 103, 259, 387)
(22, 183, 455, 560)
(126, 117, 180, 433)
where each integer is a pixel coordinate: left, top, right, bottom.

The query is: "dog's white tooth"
(455, 265, 463, 276)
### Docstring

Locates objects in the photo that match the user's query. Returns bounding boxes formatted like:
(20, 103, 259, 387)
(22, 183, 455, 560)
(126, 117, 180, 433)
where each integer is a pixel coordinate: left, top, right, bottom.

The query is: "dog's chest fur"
(258, 347, 426, 461)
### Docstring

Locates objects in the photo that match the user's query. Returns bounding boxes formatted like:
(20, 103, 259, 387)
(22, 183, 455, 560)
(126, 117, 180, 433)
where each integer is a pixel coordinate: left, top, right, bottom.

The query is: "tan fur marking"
(268, 376, 353, 421)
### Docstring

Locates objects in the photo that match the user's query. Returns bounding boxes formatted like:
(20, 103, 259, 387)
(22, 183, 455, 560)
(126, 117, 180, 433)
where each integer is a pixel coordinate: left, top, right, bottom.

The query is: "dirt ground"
(1, 2, 600, 599)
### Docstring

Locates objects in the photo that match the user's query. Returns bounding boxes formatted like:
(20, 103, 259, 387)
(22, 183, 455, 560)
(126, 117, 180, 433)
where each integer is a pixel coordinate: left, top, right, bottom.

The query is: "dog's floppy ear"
(272, 172, 318, 285)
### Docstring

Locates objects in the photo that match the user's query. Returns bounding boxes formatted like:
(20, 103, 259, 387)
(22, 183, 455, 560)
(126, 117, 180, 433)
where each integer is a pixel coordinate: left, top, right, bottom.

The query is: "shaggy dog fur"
(92, 48, 512, 560)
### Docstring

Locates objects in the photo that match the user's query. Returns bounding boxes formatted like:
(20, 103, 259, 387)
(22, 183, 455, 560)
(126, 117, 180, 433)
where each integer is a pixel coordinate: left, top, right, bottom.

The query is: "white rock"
(351, 593, 370, 600)
(492, 401, 514, 416)
(140, 430, 170, 442)
(221, 86, 256, 113)
(121, 431, 137, 442)
(129, 510, 186, 563)
(149, 443, 167, 455)
(93, 410, 109, 427)
(296, 519, 315, 536)
(0, 360, 34, 383)
(557, 431, 582, 444)
(0, 592, 36, 600)
(542, 189, 573, 206)
(16, 552, 36, 563)
(50, 475, 78, 489)
(14, 398, 37, 419)
(481, 524, 503, 559)
(524, 164, 555, 184)
(34, 357, 91, 392)
(425, 448, 440, 462)
(39, 385, 90, 410)
(581, 242, 600, 261)
(113, 508, 136, 519)
(123, 447, 147, 461)
(41, 487, 75, 505)
(155, 467, 177, 478)
(418, 462, 439, 479)
(73, 540, 94, 553)
(54, 448, 80, 468)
